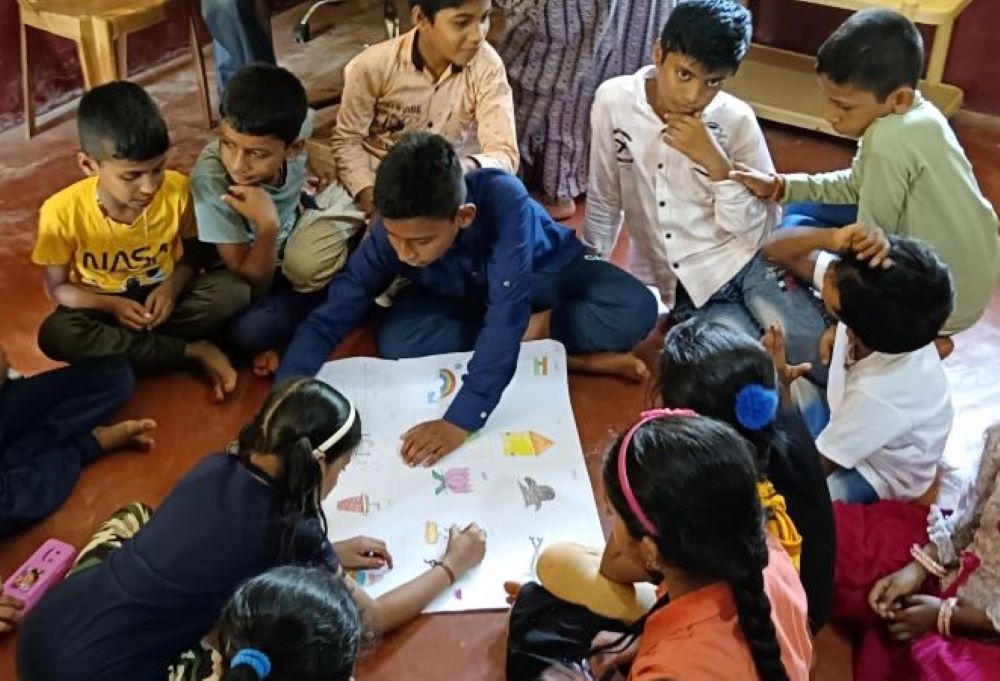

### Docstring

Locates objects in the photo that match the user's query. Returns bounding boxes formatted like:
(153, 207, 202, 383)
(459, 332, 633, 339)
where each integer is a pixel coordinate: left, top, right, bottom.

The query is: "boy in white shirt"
(764, 224, 955, 503)
(584, 0, 829, 391)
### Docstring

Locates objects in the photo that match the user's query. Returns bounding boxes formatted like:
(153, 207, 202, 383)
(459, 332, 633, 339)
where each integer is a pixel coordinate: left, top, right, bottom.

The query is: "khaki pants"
(281, 182, 366, 293)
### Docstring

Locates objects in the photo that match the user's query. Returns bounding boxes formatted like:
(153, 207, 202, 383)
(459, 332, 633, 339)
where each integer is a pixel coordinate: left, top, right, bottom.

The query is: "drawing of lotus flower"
(433, 467, 473, 494)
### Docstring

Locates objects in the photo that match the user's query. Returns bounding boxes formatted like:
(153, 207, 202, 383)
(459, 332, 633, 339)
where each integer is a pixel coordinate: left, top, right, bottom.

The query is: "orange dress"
(629, 536, 812, 681)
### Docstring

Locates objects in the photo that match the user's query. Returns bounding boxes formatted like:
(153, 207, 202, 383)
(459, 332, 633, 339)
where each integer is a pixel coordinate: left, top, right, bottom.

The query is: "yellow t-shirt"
(31, 171, 194, 293)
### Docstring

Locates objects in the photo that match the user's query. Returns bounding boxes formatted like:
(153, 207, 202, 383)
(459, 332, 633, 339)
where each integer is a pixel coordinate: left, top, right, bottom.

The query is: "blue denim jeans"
(827, 467, 880, 504)
(671, 253, 832, 433)
(781, 203, 859, 229)
(201, 0, 275, 92)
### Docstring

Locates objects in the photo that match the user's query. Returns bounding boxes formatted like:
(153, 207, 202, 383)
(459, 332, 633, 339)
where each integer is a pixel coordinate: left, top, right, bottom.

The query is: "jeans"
(201, 0, 276, 92)
(828, 467, 880, 504)
(781, 203, 859, 229)
(0, 357, 135, 535)
(377, 255, 658, 359)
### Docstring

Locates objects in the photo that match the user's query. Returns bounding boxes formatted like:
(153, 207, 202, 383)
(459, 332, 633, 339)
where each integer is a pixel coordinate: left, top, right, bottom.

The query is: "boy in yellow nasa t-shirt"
(31, 82, 249, 401)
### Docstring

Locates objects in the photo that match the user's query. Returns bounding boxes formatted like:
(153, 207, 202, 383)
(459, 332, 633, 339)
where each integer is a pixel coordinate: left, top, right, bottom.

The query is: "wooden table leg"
(77, 18, 120, 87)
(925, 18, 956, 86)
(187, 1, 213, 128)
(20, 19, 36, 138)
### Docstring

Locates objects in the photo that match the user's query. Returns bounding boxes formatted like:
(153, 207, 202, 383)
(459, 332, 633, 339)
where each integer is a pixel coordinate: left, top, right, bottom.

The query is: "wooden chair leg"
(19, 18, 36, 139)
(117, 35, 128, 79)
(77, 18, 119, 88)
(187, 2, 213, 128)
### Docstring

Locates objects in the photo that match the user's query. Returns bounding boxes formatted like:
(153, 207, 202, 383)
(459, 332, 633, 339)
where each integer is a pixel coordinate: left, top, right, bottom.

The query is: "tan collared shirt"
(331, 28, 518, 198)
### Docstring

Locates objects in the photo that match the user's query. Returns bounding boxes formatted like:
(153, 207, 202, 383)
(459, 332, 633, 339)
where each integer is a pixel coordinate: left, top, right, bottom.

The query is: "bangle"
(938, 597, 958, 638)
(429, 559, 456, 585)
(768, 173, 785, 202)
(910, 544, 948, 579)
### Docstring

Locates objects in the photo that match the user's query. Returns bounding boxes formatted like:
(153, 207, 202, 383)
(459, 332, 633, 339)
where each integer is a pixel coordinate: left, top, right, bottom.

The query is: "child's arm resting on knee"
(42, 266, 150, 331)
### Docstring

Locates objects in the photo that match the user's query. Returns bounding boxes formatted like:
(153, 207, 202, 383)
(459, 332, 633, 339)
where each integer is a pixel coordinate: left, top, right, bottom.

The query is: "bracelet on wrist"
(911, 544, 948, 579)
(429, 559, 456, 585)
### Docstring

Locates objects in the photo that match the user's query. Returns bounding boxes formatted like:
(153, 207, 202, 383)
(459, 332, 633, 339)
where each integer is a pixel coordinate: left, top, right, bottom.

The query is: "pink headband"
(617, 408, 698, 537)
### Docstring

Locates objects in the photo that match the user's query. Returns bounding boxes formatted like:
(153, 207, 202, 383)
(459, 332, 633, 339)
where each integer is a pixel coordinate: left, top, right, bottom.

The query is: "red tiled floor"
(1, 3, 998, 679)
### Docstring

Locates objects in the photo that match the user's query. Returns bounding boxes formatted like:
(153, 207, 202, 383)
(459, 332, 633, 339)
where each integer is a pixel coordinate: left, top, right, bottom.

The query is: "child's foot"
(253, 349, 281, 378)
(568, 352, 649, 382)
(92, 419, 157, 452)
(934, 336, 955, 360)
(522, 310, 552, 342)
(186, 341, 237, 402)
(542, 198, 576, 221)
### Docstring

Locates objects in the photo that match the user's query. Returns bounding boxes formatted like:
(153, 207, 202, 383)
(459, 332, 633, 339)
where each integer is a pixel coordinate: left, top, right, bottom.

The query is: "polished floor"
(1, 2, 999, 679)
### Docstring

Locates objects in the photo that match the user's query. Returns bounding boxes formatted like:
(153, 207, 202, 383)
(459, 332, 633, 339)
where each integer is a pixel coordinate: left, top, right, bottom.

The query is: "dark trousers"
(37, 270, 250, 372)
(780, 203, 859, 228)
(377, 255, 658, 359)
(0, 357, 134, 536)
(226, 273, 327, 355)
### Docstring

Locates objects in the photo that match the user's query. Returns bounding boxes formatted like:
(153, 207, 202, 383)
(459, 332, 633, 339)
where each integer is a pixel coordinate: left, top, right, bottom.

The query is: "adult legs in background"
(201, 0, 276, 93)
(780, 203, 859, 228)
(0, 358, 139, 535)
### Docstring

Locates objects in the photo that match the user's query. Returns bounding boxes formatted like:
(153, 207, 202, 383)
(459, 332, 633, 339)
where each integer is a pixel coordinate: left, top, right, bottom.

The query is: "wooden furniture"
(726, 0, 973, 137)
(18, 0, 212, 139)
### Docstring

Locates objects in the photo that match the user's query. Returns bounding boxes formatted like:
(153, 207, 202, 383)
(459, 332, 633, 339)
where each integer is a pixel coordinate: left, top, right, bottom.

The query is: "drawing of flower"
(433, 467, 473, 494)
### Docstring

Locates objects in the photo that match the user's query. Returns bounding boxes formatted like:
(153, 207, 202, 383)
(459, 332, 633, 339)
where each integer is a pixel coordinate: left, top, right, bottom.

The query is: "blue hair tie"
(734, 384, 779, 431)
(231, 649, 271, 679)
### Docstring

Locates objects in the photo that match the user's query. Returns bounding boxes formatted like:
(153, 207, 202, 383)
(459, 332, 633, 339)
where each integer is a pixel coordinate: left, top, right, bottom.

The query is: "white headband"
(315, 401, 357, 454)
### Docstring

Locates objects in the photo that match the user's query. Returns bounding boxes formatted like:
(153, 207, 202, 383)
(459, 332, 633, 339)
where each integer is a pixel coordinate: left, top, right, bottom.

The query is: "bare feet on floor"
(568, 352, 649, 382)
(252, 349, 281, 378)
(185, 340, 238, 402)
(92, 419, 157, 452)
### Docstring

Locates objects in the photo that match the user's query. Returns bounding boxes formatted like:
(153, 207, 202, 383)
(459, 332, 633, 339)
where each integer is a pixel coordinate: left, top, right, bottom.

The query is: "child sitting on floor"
(190, 64, 365, 372)
(657, 320, 835, 631)
(584, 0, 828, 386)
(17, 378, 486, 681)
(763, 224, 954, 504)
(32, 82, 246, 402)
(204, 565, 363, 681)
(856, 425, 1000, 680)
(332, 0, 517, 218)
(276, 133, 657, 467)
(0, 344, 154, 538)
(506, 413, 812, 680)
(731, 8, 1000, 336)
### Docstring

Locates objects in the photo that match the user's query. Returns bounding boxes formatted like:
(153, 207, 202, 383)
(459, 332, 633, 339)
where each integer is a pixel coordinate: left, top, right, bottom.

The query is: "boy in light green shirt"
(733, 9, 999, 335)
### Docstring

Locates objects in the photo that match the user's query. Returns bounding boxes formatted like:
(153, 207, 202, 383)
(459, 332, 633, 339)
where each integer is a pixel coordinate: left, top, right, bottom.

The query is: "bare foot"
(185, 341, 237, 402)
(934, 336, 955, 360)
(92, 419, 157, 452)
(568, 352, 649, 382)
(253, 349, 281, 378)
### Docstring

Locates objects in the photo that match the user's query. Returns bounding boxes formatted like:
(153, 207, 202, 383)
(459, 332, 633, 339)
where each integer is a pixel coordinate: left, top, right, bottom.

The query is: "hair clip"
(734, 384, 779, 431)
(231, 648, 271, 679)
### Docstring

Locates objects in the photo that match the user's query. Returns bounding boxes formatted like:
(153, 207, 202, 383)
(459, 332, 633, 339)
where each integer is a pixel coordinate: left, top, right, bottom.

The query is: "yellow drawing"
(502, 430, 555, 457)
(425, 521, 440, 544)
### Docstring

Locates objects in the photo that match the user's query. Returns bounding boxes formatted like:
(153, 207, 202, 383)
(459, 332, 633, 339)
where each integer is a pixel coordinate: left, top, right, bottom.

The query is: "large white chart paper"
(317, 340, 605, 612)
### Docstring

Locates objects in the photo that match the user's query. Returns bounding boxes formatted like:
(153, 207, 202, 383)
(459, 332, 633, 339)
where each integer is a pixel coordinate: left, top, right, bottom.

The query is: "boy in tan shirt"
(332, 0, 518, 216)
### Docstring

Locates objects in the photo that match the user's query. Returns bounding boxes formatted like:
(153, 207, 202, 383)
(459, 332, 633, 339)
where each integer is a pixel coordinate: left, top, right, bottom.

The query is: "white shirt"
(584, 66, 779, 307)
(818, 322, 954, 501)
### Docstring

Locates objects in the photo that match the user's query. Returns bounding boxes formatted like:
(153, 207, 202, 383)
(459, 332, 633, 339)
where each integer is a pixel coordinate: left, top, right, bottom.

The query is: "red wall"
(0, 0, 998, 131)
(0, 0, 300, 131)
(751, 0, 1000, 115)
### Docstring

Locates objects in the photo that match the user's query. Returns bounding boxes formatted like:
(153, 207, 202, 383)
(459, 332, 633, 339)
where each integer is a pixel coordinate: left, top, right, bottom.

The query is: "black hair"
(77, 81, 170, 162)
(835, 235, 953, 353)
(220, 63, 308, 145)
(659, 320, 779, 474)
(659, 0, 753, 74)
(816, 9, 923, 101)
(218, 566, 361, 681)
(374, 132, 466, 220)
(409, 0, 474, 21)
(236, 379, 362, 559)
(602, 416, 790, 681)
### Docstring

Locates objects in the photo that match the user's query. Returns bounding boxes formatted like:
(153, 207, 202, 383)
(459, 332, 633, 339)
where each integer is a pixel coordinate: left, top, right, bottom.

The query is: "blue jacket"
(277, 169, 583, 431)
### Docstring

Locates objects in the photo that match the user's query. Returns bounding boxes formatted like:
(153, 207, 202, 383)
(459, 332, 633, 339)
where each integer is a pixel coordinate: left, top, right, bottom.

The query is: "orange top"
(629, 536, 812, 681)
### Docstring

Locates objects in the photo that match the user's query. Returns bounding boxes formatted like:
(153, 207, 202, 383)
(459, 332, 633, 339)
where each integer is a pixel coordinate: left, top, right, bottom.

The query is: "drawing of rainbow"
(438, 368, 458, 398)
